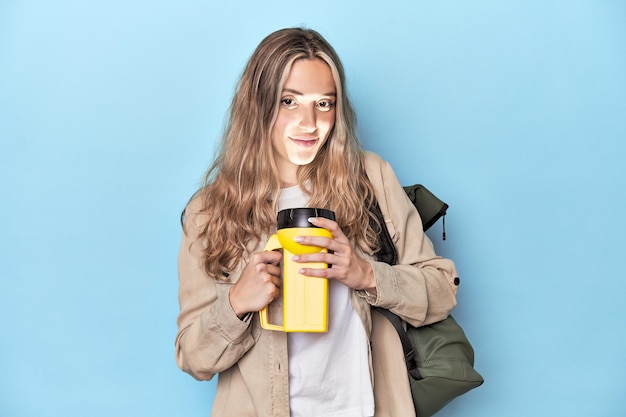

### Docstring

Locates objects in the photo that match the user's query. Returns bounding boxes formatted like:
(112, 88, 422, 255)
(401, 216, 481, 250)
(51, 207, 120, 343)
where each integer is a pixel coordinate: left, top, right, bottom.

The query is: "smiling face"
(271, 58, 337, 187)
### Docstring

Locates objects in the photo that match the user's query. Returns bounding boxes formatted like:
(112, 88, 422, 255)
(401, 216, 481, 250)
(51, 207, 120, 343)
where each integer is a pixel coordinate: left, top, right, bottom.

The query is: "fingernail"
(292, 255, 300, 261)
(294, 236, 304, 243)
(308, 217, 317, 223)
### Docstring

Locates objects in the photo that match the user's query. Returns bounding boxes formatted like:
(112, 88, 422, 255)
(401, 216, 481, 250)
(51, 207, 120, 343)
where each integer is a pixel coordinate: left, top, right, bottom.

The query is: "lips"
(290, 136, 318, 147)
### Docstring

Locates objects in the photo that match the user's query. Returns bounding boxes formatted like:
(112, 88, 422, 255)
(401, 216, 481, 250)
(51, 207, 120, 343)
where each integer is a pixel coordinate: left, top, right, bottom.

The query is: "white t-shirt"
(278, 185, 374, 417)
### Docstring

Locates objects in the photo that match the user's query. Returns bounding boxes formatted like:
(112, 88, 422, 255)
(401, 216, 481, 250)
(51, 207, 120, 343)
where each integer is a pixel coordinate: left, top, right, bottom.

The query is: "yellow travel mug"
(259, 208, 335, 332)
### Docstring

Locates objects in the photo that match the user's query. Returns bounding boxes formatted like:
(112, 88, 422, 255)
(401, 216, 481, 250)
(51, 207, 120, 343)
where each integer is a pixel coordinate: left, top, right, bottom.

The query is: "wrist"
(228, 286, 247, 319)
(360, 259, 377, 295)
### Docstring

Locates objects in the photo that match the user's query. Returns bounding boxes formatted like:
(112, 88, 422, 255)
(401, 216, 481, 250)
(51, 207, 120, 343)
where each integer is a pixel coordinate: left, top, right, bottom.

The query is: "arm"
(174, 198, 281, 380)
(290, 153, 458, 326)
(362, 153, 459, 327)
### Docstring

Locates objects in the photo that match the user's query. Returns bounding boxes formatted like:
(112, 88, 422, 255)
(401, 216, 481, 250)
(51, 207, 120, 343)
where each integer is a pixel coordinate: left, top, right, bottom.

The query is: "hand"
(292, 217, 376, 293)
(229, 250, 282, 319)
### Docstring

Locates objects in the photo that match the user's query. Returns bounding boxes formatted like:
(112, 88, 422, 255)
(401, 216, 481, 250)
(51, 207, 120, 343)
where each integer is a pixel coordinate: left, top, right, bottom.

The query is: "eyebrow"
(282, 88, 337, 97)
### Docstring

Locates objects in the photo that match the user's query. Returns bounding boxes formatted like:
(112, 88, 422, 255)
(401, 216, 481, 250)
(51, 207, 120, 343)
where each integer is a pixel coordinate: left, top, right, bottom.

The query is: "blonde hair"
(184, 28, 379, 280)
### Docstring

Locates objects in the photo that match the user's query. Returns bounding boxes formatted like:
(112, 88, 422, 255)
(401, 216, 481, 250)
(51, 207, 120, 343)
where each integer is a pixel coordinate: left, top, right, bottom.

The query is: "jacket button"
(453, 277, 460, 285)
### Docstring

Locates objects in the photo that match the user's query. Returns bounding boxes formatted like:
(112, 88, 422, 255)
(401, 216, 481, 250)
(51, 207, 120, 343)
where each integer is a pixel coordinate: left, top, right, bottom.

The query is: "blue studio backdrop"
(1, 1, 625, 416)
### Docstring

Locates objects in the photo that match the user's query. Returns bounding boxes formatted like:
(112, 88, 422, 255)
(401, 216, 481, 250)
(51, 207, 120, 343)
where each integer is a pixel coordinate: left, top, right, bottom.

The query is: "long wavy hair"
(184, 28, 380, 281)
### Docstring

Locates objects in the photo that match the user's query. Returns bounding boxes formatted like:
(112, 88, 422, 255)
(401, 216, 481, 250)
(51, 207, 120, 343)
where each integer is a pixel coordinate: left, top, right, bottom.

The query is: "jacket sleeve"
(174, 197, 255, 381)
(360, 153, 459, 327)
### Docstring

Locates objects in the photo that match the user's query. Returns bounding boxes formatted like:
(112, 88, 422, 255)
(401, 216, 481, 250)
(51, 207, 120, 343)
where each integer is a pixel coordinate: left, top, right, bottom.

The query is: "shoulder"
(363, 151, 386, 170)
(182, 188, 210, 236)
(363, 151, 398, 190)
(362, 151, 415, 227)
(363, 151, 392, 184)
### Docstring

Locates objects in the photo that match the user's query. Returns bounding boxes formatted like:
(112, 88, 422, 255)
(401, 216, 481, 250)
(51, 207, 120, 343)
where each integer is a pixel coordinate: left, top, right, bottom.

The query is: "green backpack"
(373, 184, 484, 417)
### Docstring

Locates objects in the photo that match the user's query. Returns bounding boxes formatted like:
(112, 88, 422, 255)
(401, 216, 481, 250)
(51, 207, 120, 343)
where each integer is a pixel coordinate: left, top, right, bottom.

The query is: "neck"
(281, 180, 298, 188)
(279, 166, 299, 189)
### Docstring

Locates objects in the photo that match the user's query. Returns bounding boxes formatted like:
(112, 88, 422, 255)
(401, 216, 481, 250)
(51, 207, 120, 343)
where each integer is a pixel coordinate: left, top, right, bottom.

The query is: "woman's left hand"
(292, 216, 377, 294)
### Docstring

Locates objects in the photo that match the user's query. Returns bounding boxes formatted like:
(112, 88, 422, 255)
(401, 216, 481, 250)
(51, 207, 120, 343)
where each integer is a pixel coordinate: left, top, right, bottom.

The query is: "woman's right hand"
(228, 250, 282, 319)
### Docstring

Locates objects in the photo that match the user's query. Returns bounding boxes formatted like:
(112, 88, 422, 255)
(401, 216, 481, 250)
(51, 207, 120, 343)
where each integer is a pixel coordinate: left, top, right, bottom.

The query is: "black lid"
(277, 208, 336, 229)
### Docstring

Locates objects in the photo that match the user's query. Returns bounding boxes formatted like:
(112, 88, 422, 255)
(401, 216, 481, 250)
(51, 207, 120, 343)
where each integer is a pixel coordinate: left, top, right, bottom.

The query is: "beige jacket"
(175, 152, 459, 417)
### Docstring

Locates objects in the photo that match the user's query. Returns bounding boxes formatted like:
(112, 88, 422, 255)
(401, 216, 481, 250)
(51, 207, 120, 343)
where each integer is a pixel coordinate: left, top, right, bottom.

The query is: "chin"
(289, 153, 318, 167)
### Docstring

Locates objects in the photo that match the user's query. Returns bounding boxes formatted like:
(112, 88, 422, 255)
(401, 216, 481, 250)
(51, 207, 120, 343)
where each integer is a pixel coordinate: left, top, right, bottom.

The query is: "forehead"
(282, 58, 337, 95)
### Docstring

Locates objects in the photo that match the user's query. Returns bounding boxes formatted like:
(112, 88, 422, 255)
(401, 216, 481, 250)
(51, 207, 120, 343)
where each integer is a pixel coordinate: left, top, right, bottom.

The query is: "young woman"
(175, 28, 459, 417)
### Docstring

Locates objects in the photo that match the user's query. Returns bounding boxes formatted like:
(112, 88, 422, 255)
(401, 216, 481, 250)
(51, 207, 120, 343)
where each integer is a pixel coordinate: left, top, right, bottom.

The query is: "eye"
(280, 97, 298, 109)
(317, 99, 335, 112)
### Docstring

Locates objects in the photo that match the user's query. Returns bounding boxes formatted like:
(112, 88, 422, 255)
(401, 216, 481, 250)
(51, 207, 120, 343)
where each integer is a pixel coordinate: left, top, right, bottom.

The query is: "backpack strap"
(374, 307, 423, 380)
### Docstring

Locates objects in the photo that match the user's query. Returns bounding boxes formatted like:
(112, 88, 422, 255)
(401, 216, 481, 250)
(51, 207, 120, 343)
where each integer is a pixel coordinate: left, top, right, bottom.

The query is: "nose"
(298, 105, 317, 132)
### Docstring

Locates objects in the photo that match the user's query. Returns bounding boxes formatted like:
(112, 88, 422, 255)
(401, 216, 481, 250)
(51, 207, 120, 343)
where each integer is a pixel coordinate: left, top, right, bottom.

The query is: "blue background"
(1, 1, 625, 416)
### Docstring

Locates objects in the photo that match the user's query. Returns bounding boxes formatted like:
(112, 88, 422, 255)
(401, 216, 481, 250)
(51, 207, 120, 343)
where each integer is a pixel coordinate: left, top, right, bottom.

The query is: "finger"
(266, 264, 281, 278)
(298, 266, 332, 279)
(293, 251, 339, 266)
(294, 235, 336, 251)
(270, 275, 282, 288)
(271, 285, 281, 301)
(253, 250, 283, 265)
(308, 217, 344, 237)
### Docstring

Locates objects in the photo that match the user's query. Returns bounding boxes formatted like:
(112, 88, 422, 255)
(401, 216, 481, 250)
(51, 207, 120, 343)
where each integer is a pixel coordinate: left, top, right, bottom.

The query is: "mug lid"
(277, 208, 335, 229)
